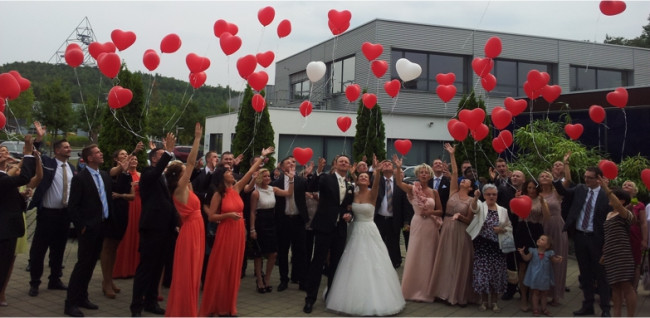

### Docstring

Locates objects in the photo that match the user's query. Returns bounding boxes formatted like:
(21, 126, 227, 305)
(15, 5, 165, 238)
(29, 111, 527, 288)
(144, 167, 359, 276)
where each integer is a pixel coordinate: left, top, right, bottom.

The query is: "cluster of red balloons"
(328, 9, 351, 36)
(0, 70, 31, 129)
(471, 36, 502, 93)
(435, 73, 456, 103)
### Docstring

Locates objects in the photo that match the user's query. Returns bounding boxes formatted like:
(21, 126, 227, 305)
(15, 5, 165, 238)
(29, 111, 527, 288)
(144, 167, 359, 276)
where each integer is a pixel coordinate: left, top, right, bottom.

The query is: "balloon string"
(163, 83, 190, 135)
(459, 142, 479, 183)
(528, 99, 550, 165)
(110, 108, 146, 139)
(461, 0, 491, 50)
(72, 68, 92, 137)
(239, 112, 260, 157)
(621, 108, 627, 162)
(141, 74, 157, 120)
(585, 14, 601, 71)
(3, 100, 23, 137)
(169, 91, 196, 133)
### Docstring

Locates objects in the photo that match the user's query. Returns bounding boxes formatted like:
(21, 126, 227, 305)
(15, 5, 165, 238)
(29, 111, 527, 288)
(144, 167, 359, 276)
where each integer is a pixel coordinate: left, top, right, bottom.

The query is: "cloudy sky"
(1, 1, 648, 90)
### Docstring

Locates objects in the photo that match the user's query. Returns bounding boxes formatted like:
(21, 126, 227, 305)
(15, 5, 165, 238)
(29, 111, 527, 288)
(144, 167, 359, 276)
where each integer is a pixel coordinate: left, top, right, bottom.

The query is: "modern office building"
(205, 19, 650, 164)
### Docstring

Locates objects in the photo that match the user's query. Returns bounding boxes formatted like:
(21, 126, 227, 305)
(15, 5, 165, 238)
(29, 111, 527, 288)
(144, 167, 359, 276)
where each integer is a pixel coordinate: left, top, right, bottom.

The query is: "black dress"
(104, 173, 132, 239)
(602, 213, 635, 285)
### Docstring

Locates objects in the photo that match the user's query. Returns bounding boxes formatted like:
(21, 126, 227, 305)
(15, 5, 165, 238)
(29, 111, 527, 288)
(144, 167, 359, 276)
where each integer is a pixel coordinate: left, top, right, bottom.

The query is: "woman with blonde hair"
(621, 180, 647, 290)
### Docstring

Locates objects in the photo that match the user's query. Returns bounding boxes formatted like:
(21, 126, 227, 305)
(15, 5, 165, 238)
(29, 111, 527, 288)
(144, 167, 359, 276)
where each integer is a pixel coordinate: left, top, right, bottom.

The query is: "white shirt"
(335, 171, 347, 204)
(42, 159, 72, 209)
(284, 174, 298, 215)
(378, 176, 393, 217)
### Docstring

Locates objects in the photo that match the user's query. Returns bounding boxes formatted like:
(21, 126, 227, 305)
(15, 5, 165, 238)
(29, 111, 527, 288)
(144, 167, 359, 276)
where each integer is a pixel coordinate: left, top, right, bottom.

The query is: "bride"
(325, 157, 406, 316)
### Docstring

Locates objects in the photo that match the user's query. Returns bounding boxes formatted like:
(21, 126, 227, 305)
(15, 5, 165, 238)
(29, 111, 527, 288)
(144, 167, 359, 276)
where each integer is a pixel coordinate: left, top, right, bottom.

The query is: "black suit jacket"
(375, 176, 410, 231)
(557, 181, 609, 243)
(29, 141, 76, 210)
(139, 152, 179, 233)
(191, 168, 213, 206)
(428, 175, 450, 213)
(0, 157, 36, 240)
(67, 167, 113, 231)
(271, 174, 310, 224)
(310, 173, 354, 234)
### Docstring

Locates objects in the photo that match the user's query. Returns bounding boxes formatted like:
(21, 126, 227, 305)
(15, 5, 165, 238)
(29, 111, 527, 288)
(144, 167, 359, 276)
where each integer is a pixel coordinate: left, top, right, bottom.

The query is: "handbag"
(507, 254, 519, 284)
(500, 230, 516, 254)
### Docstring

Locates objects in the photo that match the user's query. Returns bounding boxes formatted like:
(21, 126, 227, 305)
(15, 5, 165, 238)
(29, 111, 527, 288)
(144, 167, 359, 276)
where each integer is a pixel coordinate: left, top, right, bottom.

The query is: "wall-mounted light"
(428, 122, 434, 127)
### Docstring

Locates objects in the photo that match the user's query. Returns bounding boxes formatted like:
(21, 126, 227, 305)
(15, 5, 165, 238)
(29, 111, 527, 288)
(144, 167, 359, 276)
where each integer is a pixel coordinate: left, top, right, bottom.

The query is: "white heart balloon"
(395, 58, 422, 82)
(306, 61, 326, 83)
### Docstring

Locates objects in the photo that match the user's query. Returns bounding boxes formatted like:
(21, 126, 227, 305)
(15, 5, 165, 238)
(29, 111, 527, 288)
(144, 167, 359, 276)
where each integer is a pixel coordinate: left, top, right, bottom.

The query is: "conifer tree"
(231, 85, 275, 172)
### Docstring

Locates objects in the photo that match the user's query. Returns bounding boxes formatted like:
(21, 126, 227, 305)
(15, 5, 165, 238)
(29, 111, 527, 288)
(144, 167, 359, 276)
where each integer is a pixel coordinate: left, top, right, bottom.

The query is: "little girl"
(518, 235, 562, 316)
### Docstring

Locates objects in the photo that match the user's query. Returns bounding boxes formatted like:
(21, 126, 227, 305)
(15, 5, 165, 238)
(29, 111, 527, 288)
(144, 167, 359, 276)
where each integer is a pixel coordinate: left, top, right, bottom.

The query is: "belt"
(378, 215, 393, 220)
(575, 230, 594, 236)
(41, 207, 67, 212)
(284, 214, 301, 218)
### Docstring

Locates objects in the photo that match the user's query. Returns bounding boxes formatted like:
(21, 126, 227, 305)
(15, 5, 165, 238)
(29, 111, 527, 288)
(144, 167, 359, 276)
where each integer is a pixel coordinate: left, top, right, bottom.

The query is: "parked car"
(0, 140, 25, 159)
(402, 166, 417, 184)
(172, 145, 203, 163)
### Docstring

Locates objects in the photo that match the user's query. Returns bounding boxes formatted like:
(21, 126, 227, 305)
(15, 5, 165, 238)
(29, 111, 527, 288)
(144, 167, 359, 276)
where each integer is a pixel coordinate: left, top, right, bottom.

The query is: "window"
(329, 56, 356, 94)
(290, 71, 310, 102)
(209, 133, 223, 154)
(492, 59, 553, 96)
(569, 66, 628, 91)
(391, 49, 468, 93)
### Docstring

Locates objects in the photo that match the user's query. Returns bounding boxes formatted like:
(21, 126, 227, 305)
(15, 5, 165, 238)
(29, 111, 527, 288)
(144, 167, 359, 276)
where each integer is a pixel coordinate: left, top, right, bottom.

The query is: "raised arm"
(392, 154, 412, 195)
(274, 167, 295, 197)
(369, 155, 381, 203)
(444, 143, 458, 195)
(27, 149, 43, 189)
(600, 176, 632, 219)
(562, 152, 572, 187)
(539, 194, 551, 222)
(177, 123, 202, 194)
(249, 190, 259, 240)
(234, 147, 274, 192)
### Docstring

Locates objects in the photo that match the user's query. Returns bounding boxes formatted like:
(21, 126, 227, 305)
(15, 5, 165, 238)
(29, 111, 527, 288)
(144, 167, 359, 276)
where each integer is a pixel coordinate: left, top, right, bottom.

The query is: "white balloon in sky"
(395, 58, 422, 82)
(306, 61, 326, 83)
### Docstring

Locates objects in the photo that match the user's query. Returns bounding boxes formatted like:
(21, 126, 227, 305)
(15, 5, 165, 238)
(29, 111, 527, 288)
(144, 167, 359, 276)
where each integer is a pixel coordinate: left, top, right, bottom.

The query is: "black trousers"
(574, 231, 611, 311)
(66, 224, 103, 305)
(29, 208, 70, 286)
(130, 231, 173, 313)
(277, 215, 307, 284)
(0, 237, 18, 293)
(374, 216, 402, 268)
(304, 223, 346, 304)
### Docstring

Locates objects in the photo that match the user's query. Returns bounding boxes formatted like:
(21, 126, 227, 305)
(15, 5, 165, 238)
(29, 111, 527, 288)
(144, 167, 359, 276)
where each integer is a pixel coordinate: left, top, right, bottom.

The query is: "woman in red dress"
(199, 146, 275, 317)
(113, 155, 142, 278)
(164, 123, 204, 317)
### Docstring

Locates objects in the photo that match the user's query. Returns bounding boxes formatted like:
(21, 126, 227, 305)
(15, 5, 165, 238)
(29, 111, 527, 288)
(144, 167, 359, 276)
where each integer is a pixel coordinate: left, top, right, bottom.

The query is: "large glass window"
(391, 49, 469, 93)
(569, 66, 628, 91)
(329, 56, 356, 94)
(290, 71, 310, 102)
(209, 133, 223, 154)
(493, 59, 553, 96)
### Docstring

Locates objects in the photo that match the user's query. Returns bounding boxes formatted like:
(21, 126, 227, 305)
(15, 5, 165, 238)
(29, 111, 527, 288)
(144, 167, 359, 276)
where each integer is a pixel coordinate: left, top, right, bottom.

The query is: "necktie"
(386, 179, 393, 214)
(61, 163, 69, 206)
(433, 177, 440, 190)
(581, 190, 593, 231)
(94, 172, 109, 219)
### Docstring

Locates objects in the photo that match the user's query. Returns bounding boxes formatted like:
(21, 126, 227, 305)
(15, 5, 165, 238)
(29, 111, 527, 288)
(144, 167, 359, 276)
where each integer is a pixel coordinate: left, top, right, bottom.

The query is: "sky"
(1, 0, 648, 90)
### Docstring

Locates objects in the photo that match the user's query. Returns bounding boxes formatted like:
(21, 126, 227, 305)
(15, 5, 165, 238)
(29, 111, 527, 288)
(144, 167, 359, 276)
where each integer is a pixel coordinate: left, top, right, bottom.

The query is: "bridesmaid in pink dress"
(393, 154, 442, 302)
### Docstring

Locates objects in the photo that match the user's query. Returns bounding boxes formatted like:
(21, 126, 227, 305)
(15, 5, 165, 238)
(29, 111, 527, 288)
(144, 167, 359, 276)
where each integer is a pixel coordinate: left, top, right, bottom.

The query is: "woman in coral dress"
(199, 146, 275, 317)
(113, 156, 141, 279)
(165, 123, 205, 317)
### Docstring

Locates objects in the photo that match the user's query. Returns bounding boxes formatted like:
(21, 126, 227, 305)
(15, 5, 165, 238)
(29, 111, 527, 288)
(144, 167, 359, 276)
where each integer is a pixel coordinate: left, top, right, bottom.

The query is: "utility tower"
(49, 16, 97, 66)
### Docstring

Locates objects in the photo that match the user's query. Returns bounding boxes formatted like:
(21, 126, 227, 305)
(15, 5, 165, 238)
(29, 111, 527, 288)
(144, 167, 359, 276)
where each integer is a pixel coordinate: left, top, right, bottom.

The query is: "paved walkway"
(1, 208, 649, 317)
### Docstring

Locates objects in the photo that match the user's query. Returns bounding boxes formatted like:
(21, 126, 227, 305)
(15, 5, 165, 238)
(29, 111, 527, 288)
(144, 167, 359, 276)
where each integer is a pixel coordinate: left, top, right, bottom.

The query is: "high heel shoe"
(256, 278, 266, 294)
(112, 283, 121, 294)
(102, 288, 116, 299)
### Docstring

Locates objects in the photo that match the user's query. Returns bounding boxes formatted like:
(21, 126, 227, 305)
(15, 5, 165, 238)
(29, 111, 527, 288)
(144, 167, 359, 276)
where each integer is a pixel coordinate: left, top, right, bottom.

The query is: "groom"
(303, 155, 354, 314)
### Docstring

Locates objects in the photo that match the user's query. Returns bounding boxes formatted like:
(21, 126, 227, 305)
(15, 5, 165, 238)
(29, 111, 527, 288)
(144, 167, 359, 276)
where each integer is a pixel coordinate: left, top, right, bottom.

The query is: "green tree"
(604, 14, 650, 48)
(454, 91, 496, 179)
(5, 87, 35, 125)
(34, 79, 73, 142)
(98, 65, 147, 170)
(352, 90, 386, 162)
(231, 85, 275, 172)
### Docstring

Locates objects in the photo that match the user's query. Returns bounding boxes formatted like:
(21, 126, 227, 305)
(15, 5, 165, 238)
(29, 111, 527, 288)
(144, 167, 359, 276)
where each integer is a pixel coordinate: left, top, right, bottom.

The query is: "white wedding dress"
(325, 203, 405, 316)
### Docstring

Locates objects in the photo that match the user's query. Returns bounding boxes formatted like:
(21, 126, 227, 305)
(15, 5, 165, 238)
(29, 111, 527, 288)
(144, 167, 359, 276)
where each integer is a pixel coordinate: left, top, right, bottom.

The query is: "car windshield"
(1, 141, 24, 153)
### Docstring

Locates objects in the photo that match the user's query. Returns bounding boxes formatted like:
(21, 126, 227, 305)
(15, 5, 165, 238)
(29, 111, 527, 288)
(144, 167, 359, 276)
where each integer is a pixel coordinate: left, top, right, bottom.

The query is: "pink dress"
(542, 191, 568, 300)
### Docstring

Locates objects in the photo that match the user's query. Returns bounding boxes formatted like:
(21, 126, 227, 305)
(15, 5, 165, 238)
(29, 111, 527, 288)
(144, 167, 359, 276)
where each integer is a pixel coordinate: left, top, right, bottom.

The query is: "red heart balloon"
(111, 29, 136, 51)
(510, 196, 532, 219)
(66, 43, 81, 52)
(448, 121, 468, 142)
(459, 108, 485, 131)
(504, 97, 527, 116)
(471, 123, 490, 142)
(256, 51, 275, 68)
(0, 112, 5, 129)
(541, 85, 562, 103)
(435, 72, 456, 85)
(383, 79, 401, 98)
(247, 71, 269, 92)
(480, 73, 497, 92)
(497, 130, 513, 148)
(0, 73, 21, 100)
(436, 84, 457, 103)
(370, 60, 388, 78)
(186, 53, 211, 73)
(491, 106, 512, 130)
(484, 36, 502, 59)
(219, 32, 242, 56)
(64, 48, 84, 68)
(564, 123, 584, 140)
(337, 116, 352, 133)
(98, 53, 121, 79)
(526, 70, 548, 91)
(292, 147, 314, 166)
(108, 86, 133, 109)
(606, 87, 628, 108)
(142, 49, 160, 71)
(299, 101, 313, 117)
(160, 33, 182, 53)
(471, 57, 494, 78)
(258, 6, 275, 27)
(236, 55, 257, 79)
(9, 71, 30, 92)
(640, 169, 650, 190)
(88, 42, 116, 60)
(523, 81, 542, 100)
(589, 105, 606, 124)
(251, 93, 266, 112)
(599, 160, 618, 180)
(361, 42, 383, 61)
(447, 119, 460, 133)
(345, 84, 361, 102)
(327, 9, 351, 35)
(394, 139, 412, 156)
(362, 93, 377, 109)
(189, 72, 207, 89)
(492, 138, 506, 154)
(277, 19, 292, 38)
(213, 20, 239, 38)
(600, 0, 626, 16)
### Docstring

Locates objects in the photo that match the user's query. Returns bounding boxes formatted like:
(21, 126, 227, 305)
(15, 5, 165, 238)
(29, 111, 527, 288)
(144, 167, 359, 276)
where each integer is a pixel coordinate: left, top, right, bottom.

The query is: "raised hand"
(489, 167, 497, 180)
(317, 157, 326, 171)
(119, 155, 132, 171)
(234, 153, 244, 166)
(261, 147, 274, 157)
(391, 154, 402, 169)
(148, 139, 156, 150)
(372, 155, 380, 171)
(563, 151, 572, 164)
(474, 189, 481, 198)
(164, 132, 176, 152)
(33, 121, 46, 142)
(304, 161, 314, 176)
(133, 141, 145, 154)
(194, 122, 203, 139)
(443, 142, 455, 154)
(23, 135, 33, 155)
